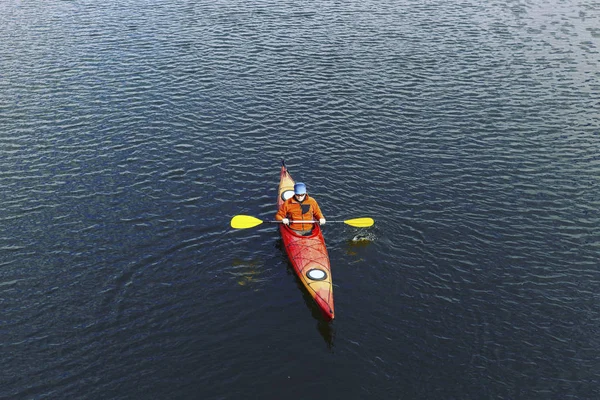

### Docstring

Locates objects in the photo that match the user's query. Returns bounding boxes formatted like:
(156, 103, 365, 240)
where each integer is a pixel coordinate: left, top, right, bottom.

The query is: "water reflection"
(317, 317, 336, 351)
(228, 258, 264, 289)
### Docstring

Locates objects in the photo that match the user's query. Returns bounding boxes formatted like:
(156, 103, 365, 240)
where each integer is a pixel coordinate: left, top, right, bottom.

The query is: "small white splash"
(352, 232, 376, 242)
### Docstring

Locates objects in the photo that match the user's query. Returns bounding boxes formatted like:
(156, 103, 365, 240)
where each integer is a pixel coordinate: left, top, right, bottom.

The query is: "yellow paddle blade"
(231, 215, 264, 229)
(344, 217, 374, 228)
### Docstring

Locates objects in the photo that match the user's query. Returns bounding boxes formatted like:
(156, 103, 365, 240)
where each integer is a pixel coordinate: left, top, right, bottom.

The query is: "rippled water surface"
(1, 0, 599, 398)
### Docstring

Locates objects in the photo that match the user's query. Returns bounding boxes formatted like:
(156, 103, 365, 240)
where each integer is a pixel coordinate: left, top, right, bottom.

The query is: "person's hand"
(282, 218, 290, 226)
(319, 218, 326, 226)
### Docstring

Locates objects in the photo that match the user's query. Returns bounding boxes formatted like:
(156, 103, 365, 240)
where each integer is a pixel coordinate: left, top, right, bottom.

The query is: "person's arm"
(275, 201, 290, 225)
(312, 198, 325, 220)
(275, 202, 287, 220)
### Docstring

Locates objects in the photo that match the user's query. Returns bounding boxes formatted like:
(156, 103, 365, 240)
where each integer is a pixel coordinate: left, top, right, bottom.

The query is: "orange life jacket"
(275, 195, 324, 231)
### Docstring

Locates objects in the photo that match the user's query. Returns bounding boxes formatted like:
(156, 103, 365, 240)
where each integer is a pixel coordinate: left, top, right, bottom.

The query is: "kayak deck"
(278, 164, 334, 320)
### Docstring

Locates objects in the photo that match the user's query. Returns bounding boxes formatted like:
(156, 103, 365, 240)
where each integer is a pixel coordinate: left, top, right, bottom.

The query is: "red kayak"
(277, 162, 334, 320)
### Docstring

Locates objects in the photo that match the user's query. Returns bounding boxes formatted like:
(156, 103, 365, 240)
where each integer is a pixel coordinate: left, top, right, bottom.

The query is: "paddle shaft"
(269, 220, 319, 224)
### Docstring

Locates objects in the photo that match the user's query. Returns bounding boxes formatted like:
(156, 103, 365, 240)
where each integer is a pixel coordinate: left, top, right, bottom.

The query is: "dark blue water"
(1, 0, 599, 398)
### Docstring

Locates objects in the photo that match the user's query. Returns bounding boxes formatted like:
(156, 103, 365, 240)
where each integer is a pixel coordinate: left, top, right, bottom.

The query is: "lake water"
(1, 0, 599, 398)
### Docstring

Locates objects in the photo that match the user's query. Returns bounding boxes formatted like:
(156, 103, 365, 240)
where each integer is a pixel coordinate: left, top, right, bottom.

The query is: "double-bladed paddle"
(230, 215, 374, 229)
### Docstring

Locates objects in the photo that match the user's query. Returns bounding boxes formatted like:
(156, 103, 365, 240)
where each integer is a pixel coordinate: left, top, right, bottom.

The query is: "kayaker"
(275, 182, 326, 235)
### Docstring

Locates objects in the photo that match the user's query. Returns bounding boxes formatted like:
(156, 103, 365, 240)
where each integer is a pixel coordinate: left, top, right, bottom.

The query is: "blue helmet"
(294, 182, 307, 195)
